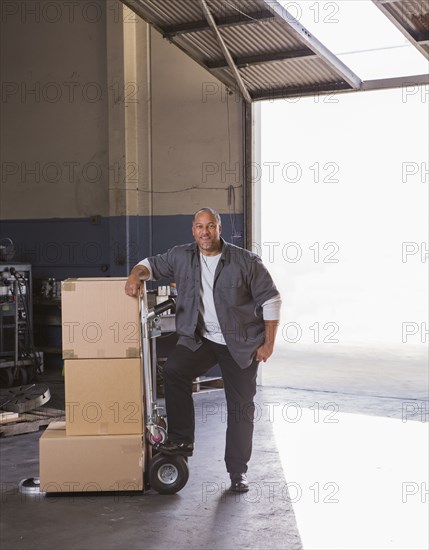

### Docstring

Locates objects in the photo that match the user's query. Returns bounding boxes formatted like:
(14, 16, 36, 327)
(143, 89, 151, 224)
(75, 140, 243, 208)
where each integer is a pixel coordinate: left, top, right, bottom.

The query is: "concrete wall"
(1, 0, 109, 220)
(151, 30, 243, 217)
(0, 1, 244, 279)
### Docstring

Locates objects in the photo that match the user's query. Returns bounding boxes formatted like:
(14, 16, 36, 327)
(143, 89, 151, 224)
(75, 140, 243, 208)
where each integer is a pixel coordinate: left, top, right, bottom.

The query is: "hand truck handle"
(152, 298, 176, 316)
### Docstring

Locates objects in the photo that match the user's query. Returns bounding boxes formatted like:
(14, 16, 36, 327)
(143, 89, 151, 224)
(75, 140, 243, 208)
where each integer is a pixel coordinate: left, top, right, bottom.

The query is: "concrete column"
(106, 1, 151, 274)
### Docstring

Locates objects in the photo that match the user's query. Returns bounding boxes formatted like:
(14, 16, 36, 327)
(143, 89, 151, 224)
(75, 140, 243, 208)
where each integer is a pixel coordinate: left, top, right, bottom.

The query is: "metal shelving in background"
(0, 262, 40, 387)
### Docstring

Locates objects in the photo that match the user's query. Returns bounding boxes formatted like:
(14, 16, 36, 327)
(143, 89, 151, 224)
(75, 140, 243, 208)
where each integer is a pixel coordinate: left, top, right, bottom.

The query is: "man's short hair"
(193, 207, 222, 226)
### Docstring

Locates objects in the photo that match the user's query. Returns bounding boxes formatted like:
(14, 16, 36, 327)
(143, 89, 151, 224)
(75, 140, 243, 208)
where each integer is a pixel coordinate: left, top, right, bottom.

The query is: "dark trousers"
(163, 338, 259, 473)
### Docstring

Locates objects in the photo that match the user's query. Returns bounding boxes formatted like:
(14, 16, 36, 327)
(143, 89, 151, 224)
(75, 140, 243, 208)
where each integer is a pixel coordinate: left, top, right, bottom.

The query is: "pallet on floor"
(0, 407, 65, 437)
(0, 411, 19, 424)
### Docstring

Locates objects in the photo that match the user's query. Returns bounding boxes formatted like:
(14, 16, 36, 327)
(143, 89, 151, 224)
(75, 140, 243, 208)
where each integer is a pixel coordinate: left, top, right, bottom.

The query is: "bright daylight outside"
(258, 1, 428, 549)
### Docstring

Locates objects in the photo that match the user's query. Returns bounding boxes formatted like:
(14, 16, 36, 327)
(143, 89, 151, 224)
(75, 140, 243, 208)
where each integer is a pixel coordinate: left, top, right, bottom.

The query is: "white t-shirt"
(199, 252, 225, 344)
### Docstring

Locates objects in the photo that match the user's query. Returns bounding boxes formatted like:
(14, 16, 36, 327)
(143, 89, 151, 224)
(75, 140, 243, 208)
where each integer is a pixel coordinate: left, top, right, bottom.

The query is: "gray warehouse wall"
(1, 0, 109, 220)
(150, 29, 244, 252)
(0, 1, 244, 279)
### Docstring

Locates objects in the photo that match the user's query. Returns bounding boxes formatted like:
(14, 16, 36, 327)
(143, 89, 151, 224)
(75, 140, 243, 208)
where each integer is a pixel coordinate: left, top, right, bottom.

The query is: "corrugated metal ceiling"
(122, 0, 428, 101)
(372, 0, 429, 60)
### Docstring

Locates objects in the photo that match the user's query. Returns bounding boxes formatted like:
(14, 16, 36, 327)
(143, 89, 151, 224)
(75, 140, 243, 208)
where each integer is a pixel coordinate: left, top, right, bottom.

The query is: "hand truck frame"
(140, 283, 189, 494)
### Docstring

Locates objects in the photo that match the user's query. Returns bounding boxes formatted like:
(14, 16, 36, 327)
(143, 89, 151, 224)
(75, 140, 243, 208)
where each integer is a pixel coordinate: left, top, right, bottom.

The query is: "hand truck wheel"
(148, 453, 189, 495)
(146, 425, 168, 446)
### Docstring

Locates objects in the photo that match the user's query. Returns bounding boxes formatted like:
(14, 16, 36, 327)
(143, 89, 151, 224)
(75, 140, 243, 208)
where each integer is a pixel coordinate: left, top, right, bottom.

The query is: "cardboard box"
(40, 422, 144, 493)
(61, 278, 140, 359)
(65, 358, 143, 436)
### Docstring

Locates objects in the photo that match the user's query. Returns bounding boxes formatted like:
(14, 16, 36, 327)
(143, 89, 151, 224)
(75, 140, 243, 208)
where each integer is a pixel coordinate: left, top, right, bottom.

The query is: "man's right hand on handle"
(124, 265, 150, 297)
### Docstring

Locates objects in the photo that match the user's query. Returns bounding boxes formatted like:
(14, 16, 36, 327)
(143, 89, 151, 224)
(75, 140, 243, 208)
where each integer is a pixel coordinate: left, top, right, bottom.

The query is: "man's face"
(192, 211, 222, 254)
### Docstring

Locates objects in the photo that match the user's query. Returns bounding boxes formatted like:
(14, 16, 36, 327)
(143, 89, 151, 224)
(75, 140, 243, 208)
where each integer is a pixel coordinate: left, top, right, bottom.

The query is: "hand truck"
(140, 283, 189, 494)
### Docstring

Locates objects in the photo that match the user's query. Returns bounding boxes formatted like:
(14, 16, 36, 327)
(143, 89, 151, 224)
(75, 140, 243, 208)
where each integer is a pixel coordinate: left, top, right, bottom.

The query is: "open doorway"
(258, 86, 428, 395)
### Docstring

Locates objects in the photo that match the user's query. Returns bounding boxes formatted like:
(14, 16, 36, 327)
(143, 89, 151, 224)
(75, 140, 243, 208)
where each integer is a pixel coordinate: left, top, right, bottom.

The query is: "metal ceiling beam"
(199, 0, 252, 103)
(372, 0, 429, 60)
(252, 81, 352, 101)
(253, 0, 362, 90)
(252, 73, 429, 101)
(207, 49, 316, 70)
(162, 10, 275, 37)
(361, 73, 429, 90)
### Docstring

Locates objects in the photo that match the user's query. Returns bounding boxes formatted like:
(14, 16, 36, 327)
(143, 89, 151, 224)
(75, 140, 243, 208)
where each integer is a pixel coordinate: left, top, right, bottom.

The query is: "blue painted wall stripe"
(0, 215, 244, 279)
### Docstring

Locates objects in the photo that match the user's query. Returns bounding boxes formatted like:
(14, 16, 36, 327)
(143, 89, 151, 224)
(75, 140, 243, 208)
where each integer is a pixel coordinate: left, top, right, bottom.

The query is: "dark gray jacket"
(148, 239, 279, 368)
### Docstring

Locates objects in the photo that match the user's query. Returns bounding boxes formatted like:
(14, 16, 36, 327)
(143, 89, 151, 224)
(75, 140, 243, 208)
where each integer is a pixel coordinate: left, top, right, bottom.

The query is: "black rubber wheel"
(148, 453, 189, 495)
(0, 368, 14, 389)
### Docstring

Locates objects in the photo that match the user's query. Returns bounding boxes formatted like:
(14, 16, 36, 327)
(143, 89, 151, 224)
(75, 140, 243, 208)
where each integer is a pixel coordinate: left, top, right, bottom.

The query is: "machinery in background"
(0, 263, 41, 387)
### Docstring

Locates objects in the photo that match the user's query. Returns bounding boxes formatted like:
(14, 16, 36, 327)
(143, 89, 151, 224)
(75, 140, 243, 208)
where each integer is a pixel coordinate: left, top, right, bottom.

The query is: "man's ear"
(219, 225, 222, 235)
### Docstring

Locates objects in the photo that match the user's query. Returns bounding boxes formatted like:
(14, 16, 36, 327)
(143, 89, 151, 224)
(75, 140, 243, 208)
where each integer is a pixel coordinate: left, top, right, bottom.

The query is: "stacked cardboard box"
(39, 278, 145, 493)
(40, 422, 144, 492)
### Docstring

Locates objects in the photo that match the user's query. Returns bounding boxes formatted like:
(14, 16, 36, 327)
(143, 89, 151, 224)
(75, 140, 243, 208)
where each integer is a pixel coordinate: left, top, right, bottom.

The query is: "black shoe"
(229, 473, 249, 493)
(154, 440, 194, 457)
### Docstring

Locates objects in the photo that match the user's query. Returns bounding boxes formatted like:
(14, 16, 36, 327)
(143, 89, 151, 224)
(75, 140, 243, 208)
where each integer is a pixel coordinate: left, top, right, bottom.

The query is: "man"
(125, 207, 281, 492)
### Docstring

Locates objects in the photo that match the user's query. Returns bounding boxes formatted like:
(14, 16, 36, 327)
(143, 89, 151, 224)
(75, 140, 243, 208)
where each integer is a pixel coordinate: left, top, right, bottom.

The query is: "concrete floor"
(0, 384, 302, 550)
(0, 346, 428, 550)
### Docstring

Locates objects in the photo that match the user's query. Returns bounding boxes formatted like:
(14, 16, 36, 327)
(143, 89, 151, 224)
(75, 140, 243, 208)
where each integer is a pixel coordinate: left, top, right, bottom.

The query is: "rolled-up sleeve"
(137, 259, 154, 280)
(262, 294, 282, 320)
